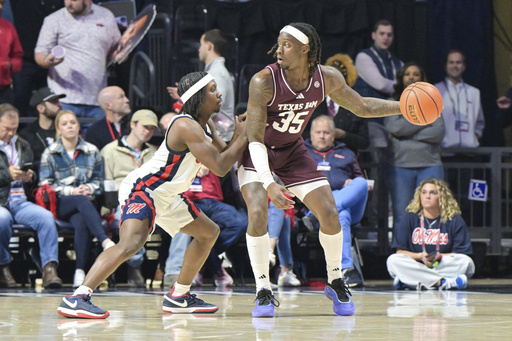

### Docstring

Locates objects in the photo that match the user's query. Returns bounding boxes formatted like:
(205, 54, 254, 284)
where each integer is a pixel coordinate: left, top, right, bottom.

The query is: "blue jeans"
(0, 200, 59, 267)
(386, 165, 445, 235)
(61, 103, 105, 120)
(58, 195, 109, 269)
(332, 177, 368, 269)
(268, 202, 293, 266)
(164, 198, 247, 276)
(164, 232, 191, 276)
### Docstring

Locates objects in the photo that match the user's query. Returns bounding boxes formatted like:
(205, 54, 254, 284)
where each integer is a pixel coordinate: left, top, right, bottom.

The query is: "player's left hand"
(267, 183, 295, 209)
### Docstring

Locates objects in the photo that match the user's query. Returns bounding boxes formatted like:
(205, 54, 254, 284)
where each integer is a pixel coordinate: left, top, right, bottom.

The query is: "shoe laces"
(255, 289, 280, 307)
(75, 294, 93, 305)
(182, 293, 204, 305)
(332, 279, 352, 298)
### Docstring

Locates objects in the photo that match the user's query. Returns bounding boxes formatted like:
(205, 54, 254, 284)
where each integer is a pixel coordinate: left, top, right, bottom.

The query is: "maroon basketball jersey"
(264, 63, 325, 148)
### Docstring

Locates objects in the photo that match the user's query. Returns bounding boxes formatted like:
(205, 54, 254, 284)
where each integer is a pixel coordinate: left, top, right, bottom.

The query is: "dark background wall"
(159, 0, 498, 145)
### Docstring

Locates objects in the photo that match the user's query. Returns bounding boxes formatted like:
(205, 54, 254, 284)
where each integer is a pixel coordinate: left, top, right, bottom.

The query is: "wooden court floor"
(2, 280, 512, 340)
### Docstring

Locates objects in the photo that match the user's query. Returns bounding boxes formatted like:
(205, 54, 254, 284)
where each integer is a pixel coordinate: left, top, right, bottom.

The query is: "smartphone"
(426, 250, 438, 261)
(21, 162, 33, 172)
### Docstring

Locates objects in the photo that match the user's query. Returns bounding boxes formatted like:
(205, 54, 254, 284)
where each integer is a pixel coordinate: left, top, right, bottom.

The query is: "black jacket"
(0, 136, 38, 206)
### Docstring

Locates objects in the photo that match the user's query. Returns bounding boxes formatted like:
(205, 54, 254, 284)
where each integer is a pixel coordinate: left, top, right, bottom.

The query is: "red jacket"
(0, 18, 23, 89)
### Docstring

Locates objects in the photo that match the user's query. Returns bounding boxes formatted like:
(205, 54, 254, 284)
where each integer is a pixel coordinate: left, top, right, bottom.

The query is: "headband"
(180, 74, 215, 104)
(280, 25, 309, 45)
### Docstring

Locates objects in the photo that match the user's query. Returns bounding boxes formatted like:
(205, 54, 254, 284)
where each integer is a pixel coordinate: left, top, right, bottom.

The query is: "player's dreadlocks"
(178, 72, 209, 122)
(268, 22, 322, 79)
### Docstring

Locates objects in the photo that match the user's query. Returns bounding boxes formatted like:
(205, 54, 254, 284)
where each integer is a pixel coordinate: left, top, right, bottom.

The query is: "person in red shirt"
(0, 0, 23, 105)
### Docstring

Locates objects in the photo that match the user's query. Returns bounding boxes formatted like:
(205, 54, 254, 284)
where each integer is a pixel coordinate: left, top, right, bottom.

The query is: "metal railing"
(358, 147, 512, 256)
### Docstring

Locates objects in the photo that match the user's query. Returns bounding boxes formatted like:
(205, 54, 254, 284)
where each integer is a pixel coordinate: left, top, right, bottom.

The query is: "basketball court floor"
(2, 279, 512, 340)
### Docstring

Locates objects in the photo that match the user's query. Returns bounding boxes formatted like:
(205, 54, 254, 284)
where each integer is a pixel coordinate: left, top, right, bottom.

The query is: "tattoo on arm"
(247, 71, 273, 143)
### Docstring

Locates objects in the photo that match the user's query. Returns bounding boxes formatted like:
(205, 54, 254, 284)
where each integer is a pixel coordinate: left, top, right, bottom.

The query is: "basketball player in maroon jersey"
(238, 22, 401, 317)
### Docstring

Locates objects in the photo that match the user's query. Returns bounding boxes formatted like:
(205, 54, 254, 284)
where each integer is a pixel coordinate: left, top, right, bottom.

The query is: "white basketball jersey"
(119, 114, 212, 205)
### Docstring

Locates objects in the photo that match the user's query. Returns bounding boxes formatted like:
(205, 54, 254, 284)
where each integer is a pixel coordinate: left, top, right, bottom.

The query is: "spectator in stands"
(0, 0, 23, 105)
(387, 178, 475, 290)
(18, 87, 65, 163)
(159, 112, 176, 133)
(10, 0, 63, 116)
(85, 86, 131, 150)
(384, 62, 445, 237)
(0, 103, 62, 288)
(34, 0, 120, 120)
(303, 53, 369, 154)
(167, 28, 235, 142)
(435, 49, 485, 150)
(101, 109, 158, 287)
(304, 115, 368, 287)
(164, 164, 247, 288)
(353, 19, 403, 148)
(268, 175, 300, 287)
(39, 110, 115, 288)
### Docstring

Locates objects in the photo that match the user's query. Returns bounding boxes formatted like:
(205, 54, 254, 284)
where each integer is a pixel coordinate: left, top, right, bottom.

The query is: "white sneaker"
(214, 268, 233, 287)
(277, 270, 301, 287)
(440, 274, 467, 290)
(73, 269, 85, 288)
(269, 250, 276, 268)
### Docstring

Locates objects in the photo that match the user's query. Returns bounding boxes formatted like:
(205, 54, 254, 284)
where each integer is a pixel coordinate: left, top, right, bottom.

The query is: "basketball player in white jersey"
(57, 72, 248, 319)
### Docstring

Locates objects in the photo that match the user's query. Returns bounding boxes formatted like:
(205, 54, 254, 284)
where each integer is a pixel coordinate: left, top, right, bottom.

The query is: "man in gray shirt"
(167, 29, 235, 142)
(34, 0, 120, 120)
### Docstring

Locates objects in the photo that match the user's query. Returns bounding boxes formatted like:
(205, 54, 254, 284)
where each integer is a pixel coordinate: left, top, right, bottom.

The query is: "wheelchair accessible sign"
(468, 179, 488, 202)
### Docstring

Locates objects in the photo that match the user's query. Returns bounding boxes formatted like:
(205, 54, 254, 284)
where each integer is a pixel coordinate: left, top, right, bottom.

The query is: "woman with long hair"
(384, 62, 446, 236)
(387, 178, 475, 290)
(39, 110, 115, 288)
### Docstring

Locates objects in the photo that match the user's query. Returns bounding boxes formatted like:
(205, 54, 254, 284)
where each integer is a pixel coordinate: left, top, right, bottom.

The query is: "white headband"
(180, 74, 215, 104)
(280, 25, 309, 45)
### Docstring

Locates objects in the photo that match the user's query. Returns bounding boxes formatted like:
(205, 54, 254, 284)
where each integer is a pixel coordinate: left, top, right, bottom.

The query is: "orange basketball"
(399, 81, 444, 125)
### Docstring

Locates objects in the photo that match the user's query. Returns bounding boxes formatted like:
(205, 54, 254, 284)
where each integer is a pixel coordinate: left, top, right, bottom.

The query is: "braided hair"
(268, 22, 322, 79)
(178, 72, 209, 122)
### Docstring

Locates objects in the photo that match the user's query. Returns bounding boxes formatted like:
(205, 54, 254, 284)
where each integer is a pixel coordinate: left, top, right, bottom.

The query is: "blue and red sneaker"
(162, 292, 218, 314)
(57, 294, 109, 319)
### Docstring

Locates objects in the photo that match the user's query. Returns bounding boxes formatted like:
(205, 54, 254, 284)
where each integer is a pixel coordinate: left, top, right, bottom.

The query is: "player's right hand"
(267, 183, 295, 210)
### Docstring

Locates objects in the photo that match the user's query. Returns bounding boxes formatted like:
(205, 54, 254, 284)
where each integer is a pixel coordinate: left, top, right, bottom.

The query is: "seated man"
(304, 115, 368, 287)
(101, 109, 159, 287)
(164, 165, 247, 288)
(0, 103, 62, 288)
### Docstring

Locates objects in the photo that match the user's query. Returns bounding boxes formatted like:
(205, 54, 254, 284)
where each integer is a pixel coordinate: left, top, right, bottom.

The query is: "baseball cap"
(131, 109, 159, 128)
(30, 87, 66, 107)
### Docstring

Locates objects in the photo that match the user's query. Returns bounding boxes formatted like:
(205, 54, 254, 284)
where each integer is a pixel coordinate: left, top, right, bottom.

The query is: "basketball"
(399, 81, 443, 125)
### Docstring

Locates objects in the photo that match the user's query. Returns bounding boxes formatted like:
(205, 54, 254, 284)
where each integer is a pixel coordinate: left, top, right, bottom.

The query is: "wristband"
(248, 142, 275, 190)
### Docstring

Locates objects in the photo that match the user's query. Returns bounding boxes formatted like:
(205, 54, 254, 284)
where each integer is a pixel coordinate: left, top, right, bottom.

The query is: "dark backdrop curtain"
(428, 0, 497, 146)
(159, 0, 497, 144)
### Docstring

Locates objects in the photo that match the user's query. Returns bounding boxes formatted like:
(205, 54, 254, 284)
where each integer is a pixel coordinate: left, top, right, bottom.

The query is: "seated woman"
(387, 178, 475, 290)
(39, 110, 115, 288)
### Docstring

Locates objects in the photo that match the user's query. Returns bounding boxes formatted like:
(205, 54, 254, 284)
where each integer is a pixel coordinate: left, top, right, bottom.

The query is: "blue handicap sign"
(468, 180, 487, 202)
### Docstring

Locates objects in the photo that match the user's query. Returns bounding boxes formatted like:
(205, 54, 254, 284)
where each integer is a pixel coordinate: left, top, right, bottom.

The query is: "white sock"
(319, 230, 343, 284)
(73, 285, 93, 296)
(246, 233, 272, 292)
(171, 283, 191, 297)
